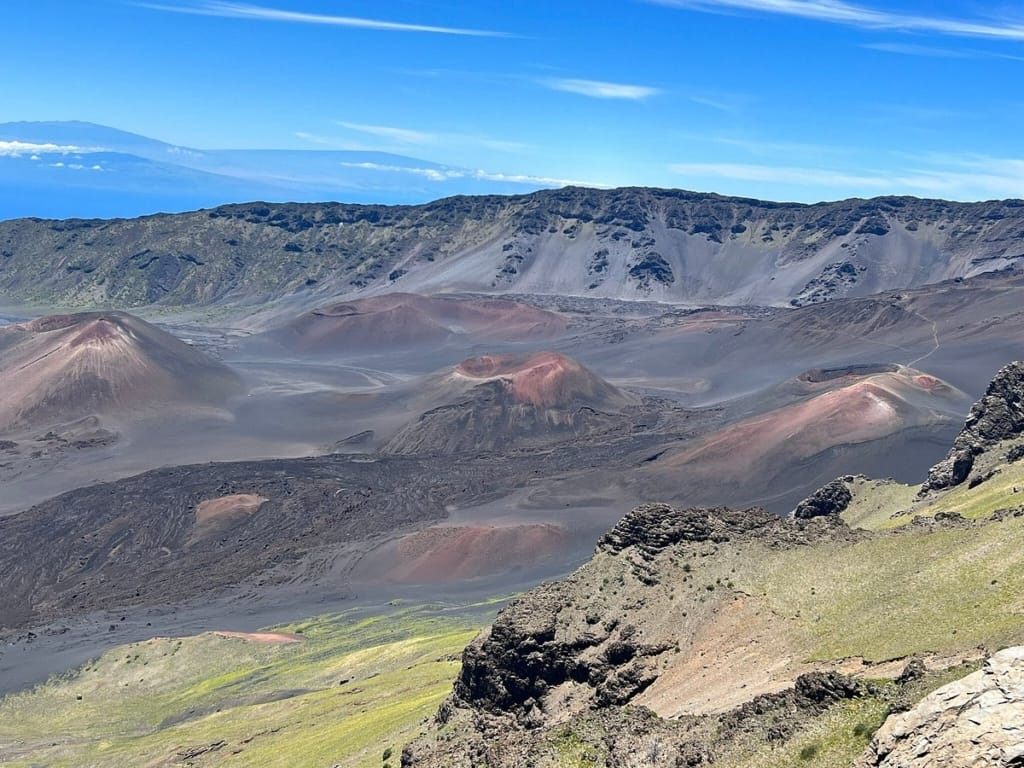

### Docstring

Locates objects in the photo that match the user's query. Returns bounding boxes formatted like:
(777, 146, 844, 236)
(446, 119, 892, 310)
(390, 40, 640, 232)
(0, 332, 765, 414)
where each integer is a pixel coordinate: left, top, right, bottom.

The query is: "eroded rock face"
(596, 503, 812, 569)
(858, 647, 1024, 767)
(792, 478, 853, 519)
(449, 505, 847, 727)
(921, 362, 1024, 495)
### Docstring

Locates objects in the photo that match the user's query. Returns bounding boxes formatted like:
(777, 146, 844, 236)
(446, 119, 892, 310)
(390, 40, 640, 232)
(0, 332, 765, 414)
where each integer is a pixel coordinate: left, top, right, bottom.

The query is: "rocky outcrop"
(446, 505, 848, 728)
(598, 503, 757, 554)
(920, 362, 1024, 495)
(792, 478, 853, 519)
(451, 578, 672, 725)
(858, 647, 1024, 767)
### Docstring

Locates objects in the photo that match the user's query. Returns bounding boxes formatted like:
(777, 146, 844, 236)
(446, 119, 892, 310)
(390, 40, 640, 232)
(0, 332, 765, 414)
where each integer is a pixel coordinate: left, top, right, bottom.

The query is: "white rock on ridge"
(859, 647, 1024, 767)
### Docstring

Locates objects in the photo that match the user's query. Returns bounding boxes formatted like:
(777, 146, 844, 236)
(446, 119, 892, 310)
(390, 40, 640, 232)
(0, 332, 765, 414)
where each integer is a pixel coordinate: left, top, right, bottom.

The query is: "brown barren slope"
(269, 293, 567, 352)
(658, 366, 965, 480)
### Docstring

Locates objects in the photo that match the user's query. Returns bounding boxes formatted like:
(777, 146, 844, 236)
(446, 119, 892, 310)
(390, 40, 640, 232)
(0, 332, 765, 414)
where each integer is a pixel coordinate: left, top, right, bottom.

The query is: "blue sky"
(2, 0, 1023, 202)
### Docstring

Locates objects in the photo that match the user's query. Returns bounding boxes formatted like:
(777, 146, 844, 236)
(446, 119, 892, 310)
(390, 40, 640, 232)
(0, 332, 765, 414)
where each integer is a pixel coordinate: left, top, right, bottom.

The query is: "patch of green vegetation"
(549, 728, 601, 767)
(717, 662, 981, 768)
(720, 696, 887, 768)
(0, 603, 491, 767)
(840, 478, 918, 531)
(910, 460, 1024, 524)
(741, 514, 1024, 661)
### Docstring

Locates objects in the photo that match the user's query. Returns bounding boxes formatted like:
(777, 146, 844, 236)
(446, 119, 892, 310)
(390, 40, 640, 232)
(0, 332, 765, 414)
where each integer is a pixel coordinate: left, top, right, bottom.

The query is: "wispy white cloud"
(321, 122, 531, 154)
(651, 0, 1024, 42)
(670, 162, 891, 189)
(669, 156, 1024, 200)
(137, 1, 510, 37)
(544, 78, 662, 100)
(338, 161, 606, 188)
(688, 95, 739, 111)
(335, 121, 435, 145)
(0, 140, 91, 157)
(861, 41, 972, 58)
(476, 137, 533, 153)
(863, 41, 1024, 61)
(293, 131, 332, 146)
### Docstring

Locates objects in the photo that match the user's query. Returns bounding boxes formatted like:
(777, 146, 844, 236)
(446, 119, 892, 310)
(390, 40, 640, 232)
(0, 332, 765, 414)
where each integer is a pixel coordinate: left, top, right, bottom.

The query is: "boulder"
(858, 647, 1024, 767)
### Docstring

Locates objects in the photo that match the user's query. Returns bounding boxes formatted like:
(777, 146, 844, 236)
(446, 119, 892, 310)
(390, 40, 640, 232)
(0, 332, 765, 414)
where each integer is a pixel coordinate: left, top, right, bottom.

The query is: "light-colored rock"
(859, 647, 1024, 767)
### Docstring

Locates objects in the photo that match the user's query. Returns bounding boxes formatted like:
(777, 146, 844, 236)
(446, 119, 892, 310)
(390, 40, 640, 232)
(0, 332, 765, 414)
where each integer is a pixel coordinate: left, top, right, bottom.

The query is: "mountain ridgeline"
(1, 188, 1023, 308)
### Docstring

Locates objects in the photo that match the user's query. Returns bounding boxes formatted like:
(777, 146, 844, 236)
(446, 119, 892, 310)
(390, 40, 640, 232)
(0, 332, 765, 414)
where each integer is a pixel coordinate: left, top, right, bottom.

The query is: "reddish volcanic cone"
(384, 351, 634, 454)
(452, 351, 628, 409)
(382, 523, 569, 583)
(657, 367, 965, 480)
(269, 292, 567, 352)
(0, 311, 242, 432)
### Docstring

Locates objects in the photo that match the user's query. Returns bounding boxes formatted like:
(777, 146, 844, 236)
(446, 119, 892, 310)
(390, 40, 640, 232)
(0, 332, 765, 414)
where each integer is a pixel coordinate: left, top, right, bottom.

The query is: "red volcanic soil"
(195, 493, 268, 525)
(385, 523, 568, 583)
(661, 369, 962, 476)
(274, 293, 567, 352)
(453, 351, 624, 408)
(214, 631, 303, 644)
(0, 311, 241, 432)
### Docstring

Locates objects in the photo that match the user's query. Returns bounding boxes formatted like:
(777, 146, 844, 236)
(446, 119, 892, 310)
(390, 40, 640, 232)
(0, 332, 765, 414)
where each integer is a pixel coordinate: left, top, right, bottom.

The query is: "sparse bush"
(799, 743, 820, 760)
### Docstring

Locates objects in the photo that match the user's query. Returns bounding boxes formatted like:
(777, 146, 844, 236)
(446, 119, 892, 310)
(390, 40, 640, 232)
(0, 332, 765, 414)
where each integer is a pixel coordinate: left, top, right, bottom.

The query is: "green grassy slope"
(0, 603, 491, 767)
(741, 514, 1024, 661)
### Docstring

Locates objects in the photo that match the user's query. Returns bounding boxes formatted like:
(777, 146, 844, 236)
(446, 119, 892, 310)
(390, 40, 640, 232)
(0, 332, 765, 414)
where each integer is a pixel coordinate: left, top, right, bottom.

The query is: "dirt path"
(906, 310, 941, 367)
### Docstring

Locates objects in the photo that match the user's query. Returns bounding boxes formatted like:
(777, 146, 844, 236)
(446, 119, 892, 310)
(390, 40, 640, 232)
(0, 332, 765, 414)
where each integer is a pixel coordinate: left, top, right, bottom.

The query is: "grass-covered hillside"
(0, 602, 493, 767)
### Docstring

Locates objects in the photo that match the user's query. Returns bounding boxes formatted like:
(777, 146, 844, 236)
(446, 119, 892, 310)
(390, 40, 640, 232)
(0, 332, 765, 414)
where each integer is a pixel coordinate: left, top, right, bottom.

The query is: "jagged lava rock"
(921, 361, 1024, 495)
(792, 477, 854, 519)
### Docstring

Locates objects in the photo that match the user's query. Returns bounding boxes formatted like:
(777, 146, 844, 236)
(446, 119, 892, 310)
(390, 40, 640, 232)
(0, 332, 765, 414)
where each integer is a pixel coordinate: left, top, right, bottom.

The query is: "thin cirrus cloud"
(861, 42, 973, 58)
(329, 122, 531, 153)
(863, 41, 1024, 61)
(670, 162, 891, 189)
(335, 122, 435, 146)
(669, 158, 1024, 200)
(136, 1, 511, 37)
(543, 78, 662, 100)
(650, 0, 1024, 42)
(339, 161, 607, 189)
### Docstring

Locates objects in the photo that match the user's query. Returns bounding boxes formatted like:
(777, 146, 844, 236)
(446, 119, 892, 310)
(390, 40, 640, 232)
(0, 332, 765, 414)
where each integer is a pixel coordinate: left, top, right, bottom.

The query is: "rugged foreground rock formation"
(793, 477, 854, 519)
(859, 647, 1024, 767)
(402, 362, 1024, 767)
(921, 361, 1024, 495)
(402, 507, 870, 767)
